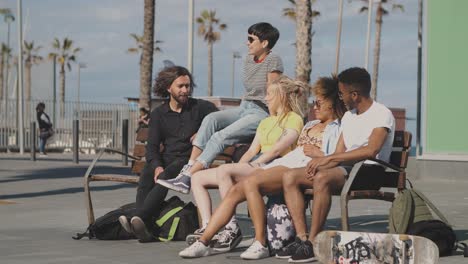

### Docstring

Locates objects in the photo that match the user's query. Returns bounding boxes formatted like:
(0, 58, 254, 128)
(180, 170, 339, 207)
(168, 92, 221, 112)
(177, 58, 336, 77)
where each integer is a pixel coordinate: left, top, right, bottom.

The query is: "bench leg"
(84, 176, 95, 226)
(340, 195, 349, 231)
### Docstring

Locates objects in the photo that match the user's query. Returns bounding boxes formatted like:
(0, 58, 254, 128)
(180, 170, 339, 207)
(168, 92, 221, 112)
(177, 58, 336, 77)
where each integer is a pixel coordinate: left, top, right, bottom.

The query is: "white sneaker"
(240, 240, 270, 260)
(179, 240, 212, 258)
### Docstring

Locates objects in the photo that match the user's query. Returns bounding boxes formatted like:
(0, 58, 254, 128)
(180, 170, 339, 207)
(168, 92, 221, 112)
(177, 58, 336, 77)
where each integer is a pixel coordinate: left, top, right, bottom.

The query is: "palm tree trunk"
(372, 3, 383, 100)
(25, 61, 32, 122)
(59, 65, 65, 117)
(295, 0, 312, 83)
(0, 55, 4, 100)
(25, 61, 31, 101)
(140, 0, 155, 110)
(208, 42, 213, 96)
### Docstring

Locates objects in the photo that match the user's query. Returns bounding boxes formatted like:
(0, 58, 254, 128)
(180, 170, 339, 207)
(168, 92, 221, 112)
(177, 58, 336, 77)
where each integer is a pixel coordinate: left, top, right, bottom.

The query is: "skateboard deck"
(314, 230, 439, 264)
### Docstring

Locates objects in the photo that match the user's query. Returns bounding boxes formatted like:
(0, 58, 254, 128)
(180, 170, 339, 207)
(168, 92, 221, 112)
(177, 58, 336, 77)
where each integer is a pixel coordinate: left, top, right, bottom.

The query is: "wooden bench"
(304, 130, 412, 231)
(83, 127, 246, 226)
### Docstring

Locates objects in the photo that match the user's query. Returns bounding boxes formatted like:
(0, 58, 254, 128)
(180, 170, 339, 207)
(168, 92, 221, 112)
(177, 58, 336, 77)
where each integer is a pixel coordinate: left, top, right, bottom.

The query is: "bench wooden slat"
(348, 190, 396, 202)
(133, 144, 146, 158)
(136, 128, 149, 142)
(131, 160, 146, 174)
(90, 174, 139, 183)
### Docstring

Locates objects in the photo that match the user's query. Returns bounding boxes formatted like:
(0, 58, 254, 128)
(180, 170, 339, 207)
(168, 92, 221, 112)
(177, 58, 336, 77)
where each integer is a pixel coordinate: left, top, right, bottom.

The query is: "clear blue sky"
(0, 0, 416, 119)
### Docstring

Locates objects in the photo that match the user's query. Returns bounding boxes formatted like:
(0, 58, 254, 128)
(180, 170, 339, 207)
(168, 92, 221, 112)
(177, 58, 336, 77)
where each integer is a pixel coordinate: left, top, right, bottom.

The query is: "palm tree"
(0, 43, 12, 100)
(23, 41, 43, 101)
(127, 34, 163, 81)
(127, 33, 162, 55)
(359, 0, 404, 99)
(1, 9, 14, 100)
(196, 10, 227, 96)
(23, 41, 42, 121)
(48, 38, 80, 117)
(139, 0, 155, 110)
(282, 0, 320, 84)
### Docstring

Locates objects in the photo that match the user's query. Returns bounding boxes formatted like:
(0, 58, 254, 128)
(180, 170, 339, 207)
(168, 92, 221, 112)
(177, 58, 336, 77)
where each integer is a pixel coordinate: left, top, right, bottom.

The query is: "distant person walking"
(36, 102, 53, 156)
(136, 107, 150, 133)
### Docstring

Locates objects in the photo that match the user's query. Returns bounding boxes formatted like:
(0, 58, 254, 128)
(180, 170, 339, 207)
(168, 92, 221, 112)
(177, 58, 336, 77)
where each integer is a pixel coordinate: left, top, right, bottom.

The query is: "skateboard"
(314, 230, 439, 264)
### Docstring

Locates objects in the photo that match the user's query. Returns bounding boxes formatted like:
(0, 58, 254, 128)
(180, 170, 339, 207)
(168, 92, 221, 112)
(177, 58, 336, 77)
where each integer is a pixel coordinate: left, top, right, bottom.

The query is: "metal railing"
(0, 99, 138, 153)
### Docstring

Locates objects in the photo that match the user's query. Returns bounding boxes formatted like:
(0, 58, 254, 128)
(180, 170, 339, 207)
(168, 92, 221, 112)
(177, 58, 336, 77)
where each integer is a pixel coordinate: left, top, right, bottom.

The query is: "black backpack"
(73, 197, 199, 242)
(406, 219, 457, 257)
(154, 196, 199, 241)
(73, 203, 137, 240)
(389, 183, 465, 257)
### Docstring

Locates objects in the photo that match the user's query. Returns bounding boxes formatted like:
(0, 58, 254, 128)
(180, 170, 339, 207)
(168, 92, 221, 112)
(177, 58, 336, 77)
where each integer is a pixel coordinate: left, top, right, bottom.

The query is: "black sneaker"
(276, 237, 304, 259)
(288, 240, 315, 263)
(130, 216, 154, 243)
(213, 227, 242, 252)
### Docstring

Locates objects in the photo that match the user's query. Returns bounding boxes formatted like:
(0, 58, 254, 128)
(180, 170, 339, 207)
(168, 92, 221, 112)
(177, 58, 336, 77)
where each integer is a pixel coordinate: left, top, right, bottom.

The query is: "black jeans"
(135, 157, 188, 223)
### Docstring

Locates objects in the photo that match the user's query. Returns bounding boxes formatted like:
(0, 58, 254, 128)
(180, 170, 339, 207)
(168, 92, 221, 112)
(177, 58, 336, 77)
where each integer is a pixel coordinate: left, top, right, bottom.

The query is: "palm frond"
(392, 4, 404, 12)
(52, 38, 60, 49)
(48, 53, 58, 60)
(201, 10, 210, 20)
(127, 48, 139, 53)
(197, 24, 206, 36)
(129, 33, 140, 41)
(282, 7, 296, 20)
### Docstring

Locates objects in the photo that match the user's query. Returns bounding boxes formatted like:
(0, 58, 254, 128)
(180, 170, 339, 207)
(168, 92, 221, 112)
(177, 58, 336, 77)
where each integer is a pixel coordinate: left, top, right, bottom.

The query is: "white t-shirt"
(341, 101, 395, 162)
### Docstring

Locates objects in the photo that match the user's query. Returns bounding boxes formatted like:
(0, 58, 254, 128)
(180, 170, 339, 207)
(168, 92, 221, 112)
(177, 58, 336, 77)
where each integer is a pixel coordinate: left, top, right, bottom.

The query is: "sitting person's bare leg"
(278, 167, 314, 261)
(282, 167, 346, 262)
(188, 163, 259, 247)
(191, 168, 218, 229)
(308, 167, 346, 240)
(282, 167, 311, 240)
(240, 166, 290, 259)
(215, 164, 257, 234)
(179, 183, 248, 258)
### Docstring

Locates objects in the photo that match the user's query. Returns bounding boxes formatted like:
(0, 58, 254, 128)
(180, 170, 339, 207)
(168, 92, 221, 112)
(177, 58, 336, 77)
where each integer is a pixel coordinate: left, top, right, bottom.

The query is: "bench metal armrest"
(84, 148, 140, 180)
(83, 148, 141, 225)
(365, 157, 402, 172)
(340, 158, 401, 200)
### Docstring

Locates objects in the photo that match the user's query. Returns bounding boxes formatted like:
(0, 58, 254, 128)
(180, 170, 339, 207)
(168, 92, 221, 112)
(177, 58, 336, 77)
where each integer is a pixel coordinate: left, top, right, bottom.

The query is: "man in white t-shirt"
(278, 67, 395, 263)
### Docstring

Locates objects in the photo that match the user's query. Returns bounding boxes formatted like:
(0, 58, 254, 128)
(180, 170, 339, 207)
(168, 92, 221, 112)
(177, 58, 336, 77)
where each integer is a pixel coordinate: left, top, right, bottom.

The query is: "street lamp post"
(77, 62, 86, 121)
(364, 0, 374, 70)
(4, 12, 14, 103)
(231, 51, 241, 97)
(334, 0, 344, 74)
(187, 0, 194, 73)
(17, 0, 25, 154)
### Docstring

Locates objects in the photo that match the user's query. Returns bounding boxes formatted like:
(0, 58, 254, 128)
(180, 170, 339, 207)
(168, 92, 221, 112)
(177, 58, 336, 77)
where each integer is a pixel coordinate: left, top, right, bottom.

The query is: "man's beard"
(173, 94, 189, 105)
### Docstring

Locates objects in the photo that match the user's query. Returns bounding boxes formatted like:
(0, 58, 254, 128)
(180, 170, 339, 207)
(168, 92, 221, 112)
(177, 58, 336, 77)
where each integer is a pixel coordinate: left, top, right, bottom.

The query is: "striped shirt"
(242, 52, 283, 102)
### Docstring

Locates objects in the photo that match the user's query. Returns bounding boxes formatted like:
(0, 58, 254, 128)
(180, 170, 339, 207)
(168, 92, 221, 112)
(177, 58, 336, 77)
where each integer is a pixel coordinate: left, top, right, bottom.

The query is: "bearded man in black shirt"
(119, 66, 218, 242)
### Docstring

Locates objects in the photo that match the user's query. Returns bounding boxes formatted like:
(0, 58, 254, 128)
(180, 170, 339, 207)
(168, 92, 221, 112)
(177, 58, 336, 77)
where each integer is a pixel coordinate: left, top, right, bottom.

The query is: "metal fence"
(0, 99, 138, 153)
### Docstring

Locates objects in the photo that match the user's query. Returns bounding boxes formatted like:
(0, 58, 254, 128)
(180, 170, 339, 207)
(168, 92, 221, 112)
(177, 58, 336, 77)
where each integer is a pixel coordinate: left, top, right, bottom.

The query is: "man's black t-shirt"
(146, 98, 218, 170)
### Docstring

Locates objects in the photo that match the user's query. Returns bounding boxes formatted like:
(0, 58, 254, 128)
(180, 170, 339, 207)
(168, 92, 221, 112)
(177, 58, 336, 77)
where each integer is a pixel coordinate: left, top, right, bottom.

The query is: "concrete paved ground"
(1, 153, 467, 264)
